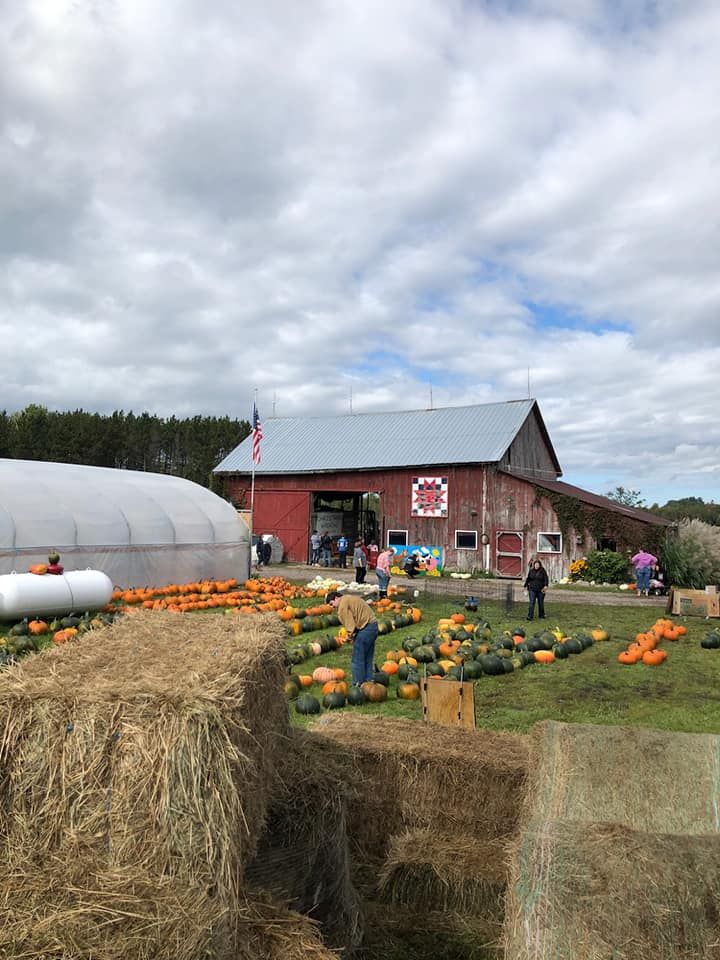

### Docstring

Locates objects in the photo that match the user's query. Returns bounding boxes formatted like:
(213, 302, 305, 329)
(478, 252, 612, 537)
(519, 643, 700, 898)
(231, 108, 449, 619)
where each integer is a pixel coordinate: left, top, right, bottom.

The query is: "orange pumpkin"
(396, 682, 421, 700)
(298, 675, 313, 688)
(28, 620, 48, 636)
(322, 680, 348, 696)
(534, 650, 556, 664)
(618, 650, 639, 664)
(642, 648, 667, 666)
(29, 564, 48, 576)
(450, 613, 465, 624)
(380, 661, 399, 675)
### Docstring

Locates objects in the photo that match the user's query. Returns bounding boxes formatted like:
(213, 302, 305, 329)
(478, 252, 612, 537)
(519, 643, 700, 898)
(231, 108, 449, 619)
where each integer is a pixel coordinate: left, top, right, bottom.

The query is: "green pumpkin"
(552, 643, 570, 660)
(426, 662, 445, 677)
(701, 632, 720, 649)
(377, 621, 391, 636)
(347, 685, 367, 705)
(478, 654, 505, 676)
(372, 671, 390, 687)
(288, 649, 306, 666)
(402, 637, 421, 653)
(295, 694, 321, 715)
(563, 638, 584, 655)
(462, 660, 483, 680)
(322, 692, 346, 710)
(9, 620, 29, 637)
(414, 645, 436, 663)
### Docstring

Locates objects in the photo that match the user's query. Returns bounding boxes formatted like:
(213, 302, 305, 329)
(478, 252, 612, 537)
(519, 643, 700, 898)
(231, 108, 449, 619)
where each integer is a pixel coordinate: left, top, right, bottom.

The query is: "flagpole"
(250, 388, 257, 567)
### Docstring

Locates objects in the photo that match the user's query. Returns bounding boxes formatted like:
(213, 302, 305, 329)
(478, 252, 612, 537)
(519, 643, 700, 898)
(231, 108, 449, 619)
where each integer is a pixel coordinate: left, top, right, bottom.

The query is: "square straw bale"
(504, 821, 720, 960)
(0, 611, 290, 906)
(503, 721, 720, 960)
(310, 714, 530, 862)
(0, 853, 229, 960)
(245, 729, 364, 956)
(378, 828, 508, 917)
(526, 720, 720, 833)
(360, 899, 502, 960)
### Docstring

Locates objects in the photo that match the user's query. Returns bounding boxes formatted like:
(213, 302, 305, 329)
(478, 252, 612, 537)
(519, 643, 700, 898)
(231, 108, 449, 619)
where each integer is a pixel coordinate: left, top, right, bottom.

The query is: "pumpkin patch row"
(617, 618, 686, 665)
(287, 607, 424, 665)
(111, 576, 326, 611)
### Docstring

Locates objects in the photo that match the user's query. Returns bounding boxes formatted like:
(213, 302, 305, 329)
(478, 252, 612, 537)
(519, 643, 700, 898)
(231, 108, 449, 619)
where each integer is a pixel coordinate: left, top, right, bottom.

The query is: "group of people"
(309, 530, 382, 573)
(254, 536, 272, 567)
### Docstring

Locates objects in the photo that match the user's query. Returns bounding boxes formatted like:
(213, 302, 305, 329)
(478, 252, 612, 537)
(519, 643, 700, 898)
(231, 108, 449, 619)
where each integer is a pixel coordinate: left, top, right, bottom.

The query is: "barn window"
(387, 529, 408, 548)
(537, 532, 562, 553)
(455, 530, 478, 550)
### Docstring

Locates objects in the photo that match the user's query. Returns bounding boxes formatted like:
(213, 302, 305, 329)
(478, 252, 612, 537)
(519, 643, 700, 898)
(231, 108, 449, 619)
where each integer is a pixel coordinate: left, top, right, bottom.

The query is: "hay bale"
(527, 720, 720, 832)
(360, 899, 502, 960)
(245, 729, 364, 956)
(504, 823, 720, 960)
(236, 890, 342, 960)
(0, 611, 289, 907)
(378, 828, 507, 917)
(504, 721, 720, 959)
(0, 853, 228, 960)
(310, 714, 529, 863)
(0, 856, 340, 960)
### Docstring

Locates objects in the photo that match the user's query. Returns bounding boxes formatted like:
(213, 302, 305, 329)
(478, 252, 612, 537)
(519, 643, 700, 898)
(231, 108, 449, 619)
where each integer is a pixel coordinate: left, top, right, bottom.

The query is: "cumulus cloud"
(1, 0, 719, 501)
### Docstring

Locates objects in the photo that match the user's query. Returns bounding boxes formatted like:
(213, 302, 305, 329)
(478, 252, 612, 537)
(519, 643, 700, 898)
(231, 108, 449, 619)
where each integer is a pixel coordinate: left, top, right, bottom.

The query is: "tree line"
(607, 487, 720, 526)
(0, 405, 249, 492)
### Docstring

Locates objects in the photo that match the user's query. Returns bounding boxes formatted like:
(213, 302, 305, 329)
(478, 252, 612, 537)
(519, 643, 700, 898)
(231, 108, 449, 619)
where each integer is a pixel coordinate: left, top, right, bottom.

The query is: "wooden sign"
(421, 678, 476, 728)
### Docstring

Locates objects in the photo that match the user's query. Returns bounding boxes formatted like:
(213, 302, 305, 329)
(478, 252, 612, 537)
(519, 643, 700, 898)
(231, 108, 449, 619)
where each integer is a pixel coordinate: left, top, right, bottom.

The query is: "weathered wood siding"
(224, 467, 591, 576)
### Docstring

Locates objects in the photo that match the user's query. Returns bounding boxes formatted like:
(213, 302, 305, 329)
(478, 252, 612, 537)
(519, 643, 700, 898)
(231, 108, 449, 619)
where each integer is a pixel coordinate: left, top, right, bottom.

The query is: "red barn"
(214, 399, 668, 579)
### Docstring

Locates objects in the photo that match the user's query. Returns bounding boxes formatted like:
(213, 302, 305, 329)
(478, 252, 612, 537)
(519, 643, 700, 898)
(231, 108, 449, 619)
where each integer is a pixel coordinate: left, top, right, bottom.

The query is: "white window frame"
(537, 532, 562, 553)
(455, 529, 478, 550)
(387, 529, 408, 548)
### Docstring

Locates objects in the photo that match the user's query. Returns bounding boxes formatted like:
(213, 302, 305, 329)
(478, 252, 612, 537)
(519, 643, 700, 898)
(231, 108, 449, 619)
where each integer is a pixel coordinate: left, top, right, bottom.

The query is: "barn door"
(496, 531, 524, 578)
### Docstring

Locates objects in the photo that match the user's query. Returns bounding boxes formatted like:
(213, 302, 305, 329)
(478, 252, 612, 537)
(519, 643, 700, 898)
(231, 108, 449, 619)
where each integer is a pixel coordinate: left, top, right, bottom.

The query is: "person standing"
(375, 546, 393, 599)
(367, 540, 379, 570)
(255, 536, 265, 568)
(353, 539, 368, 583)
(631, 548, 658, 597)
(262, 537, 272, 567)
(524, 559, 549, 621)
(310, 530, 321, 565)
(326, 589, 378, 686)
(320, 531, 333, 567)
(337, 533, 348, 568)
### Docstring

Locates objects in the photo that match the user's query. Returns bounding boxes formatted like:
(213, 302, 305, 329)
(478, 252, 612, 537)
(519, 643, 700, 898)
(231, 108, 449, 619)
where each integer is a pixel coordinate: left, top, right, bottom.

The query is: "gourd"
(322, 691, 346, 709)
(396, 682, 420, 700)
(295, 694, 321, 715)
(360, 681, 387, 703)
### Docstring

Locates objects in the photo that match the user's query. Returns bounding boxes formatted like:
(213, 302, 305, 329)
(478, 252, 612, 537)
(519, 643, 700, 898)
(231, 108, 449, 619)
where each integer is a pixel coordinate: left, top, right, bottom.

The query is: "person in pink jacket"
(375, 547, 393, 599)
(631, 549, 658, 597)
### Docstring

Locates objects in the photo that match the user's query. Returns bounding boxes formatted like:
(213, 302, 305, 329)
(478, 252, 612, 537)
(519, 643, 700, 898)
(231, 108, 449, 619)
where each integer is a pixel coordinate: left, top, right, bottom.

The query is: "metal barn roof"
(214, 399, 547, 475)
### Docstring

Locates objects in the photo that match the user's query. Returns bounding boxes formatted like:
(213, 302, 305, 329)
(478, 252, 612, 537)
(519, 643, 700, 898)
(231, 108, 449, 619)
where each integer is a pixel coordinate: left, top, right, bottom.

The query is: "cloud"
(1, 0, 719, 501)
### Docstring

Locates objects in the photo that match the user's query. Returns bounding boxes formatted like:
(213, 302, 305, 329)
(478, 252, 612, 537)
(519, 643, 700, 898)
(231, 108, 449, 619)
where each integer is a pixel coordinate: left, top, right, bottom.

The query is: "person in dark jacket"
(524, 559, 549, 621)
(262, 538, 272, 566)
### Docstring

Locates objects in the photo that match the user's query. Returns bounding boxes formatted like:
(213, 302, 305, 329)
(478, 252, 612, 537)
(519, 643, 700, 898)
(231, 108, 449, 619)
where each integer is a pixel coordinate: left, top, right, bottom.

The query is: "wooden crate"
(421, 678, 476, 728)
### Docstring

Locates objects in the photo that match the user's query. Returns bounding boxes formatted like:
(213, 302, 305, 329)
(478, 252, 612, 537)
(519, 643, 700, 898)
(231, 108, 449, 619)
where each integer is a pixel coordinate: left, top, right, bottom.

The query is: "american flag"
(251, 403, 263, 465)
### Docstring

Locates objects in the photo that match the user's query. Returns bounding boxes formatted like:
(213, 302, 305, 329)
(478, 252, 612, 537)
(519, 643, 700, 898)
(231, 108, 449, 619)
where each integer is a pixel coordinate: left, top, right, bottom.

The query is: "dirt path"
(256, 562, 668, 609)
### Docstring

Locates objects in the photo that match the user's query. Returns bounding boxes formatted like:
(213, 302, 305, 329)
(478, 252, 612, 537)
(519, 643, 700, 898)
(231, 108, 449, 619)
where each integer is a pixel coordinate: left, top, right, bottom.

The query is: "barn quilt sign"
(411, 476, 448, 517)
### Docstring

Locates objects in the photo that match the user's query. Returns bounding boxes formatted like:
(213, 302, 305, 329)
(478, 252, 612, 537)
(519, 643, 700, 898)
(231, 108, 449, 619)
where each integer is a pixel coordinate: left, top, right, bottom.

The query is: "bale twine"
(504, 721, 720, 960)
(0, 611, 289, 931)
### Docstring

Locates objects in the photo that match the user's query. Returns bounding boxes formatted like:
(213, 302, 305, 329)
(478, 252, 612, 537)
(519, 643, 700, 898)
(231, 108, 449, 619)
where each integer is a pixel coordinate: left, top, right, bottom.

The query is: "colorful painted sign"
(390, 545, 444, 576)
(411, 476, 448, 517)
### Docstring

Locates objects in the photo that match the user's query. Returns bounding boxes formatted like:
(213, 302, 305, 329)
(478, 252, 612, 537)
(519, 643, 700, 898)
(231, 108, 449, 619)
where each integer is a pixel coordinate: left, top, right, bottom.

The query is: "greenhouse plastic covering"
(0, 459, 250, 586)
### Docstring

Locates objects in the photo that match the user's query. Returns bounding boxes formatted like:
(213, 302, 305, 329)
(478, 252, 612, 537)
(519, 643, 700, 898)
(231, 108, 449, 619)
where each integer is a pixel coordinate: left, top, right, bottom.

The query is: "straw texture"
(504, 721, 720, 960)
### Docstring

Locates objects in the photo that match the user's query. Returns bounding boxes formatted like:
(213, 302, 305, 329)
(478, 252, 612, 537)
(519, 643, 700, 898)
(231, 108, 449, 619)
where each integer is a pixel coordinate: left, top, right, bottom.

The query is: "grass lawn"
(290, 593, 720, 735)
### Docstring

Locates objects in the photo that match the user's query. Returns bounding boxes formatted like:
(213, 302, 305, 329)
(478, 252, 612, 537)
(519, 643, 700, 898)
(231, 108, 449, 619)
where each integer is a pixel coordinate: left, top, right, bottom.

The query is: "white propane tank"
(0, 570, 114, 620)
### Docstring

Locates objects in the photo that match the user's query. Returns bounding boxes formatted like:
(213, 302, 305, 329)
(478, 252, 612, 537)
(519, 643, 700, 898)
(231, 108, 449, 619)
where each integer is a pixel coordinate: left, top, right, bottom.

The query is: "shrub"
(660, 521, 720, 589)
(584, 550, 630, 584)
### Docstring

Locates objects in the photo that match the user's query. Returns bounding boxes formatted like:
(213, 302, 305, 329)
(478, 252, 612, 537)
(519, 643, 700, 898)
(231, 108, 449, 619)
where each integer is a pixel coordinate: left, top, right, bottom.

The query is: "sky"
(2, 0, 719, 506)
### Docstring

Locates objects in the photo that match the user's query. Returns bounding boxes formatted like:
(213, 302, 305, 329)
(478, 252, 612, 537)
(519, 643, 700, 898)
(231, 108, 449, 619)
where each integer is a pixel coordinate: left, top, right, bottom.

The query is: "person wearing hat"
(326, 590, 378, 685)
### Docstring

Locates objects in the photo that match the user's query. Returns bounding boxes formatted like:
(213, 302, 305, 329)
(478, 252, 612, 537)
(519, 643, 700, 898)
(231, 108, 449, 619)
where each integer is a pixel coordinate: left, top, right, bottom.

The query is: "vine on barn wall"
(533, 488, 665, 555)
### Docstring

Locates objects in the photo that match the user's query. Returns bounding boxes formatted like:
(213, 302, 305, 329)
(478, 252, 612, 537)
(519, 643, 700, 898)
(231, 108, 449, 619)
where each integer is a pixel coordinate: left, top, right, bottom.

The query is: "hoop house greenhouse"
(0, 460, 250, 587)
